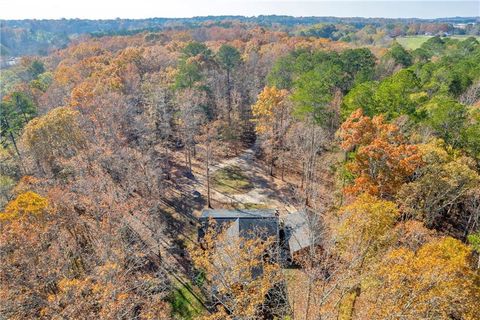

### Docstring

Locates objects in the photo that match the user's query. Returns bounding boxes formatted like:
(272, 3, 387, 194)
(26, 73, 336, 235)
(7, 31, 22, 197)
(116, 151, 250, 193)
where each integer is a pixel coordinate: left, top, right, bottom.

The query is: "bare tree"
(176, 88, 207, 174)
(460, 80, 480, 106)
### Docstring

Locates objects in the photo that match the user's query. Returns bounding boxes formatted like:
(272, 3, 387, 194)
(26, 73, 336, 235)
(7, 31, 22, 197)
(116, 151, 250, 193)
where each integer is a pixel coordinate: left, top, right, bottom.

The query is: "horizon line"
(1, 15, 479, 21)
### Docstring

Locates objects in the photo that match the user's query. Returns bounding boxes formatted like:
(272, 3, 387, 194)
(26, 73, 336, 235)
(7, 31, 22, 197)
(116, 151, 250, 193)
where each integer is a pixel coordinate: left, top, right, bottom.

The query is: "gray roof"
(283, 211, 312, 253)
(200, 209, 277, 219)
(200, 209, 279, 240)
(199, 208, 316, 262)
(199, 208, 279, 279)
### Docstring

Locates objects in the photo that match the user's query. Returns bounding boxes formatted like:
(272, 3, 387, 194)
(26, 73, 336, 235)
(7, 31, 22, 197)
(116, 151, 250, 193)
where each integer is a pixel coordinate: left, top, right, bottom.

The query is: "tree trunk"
(9, 131, 26, 174)
(184, 148, 188, 169)
(270, 156, 274, 177)
(305, 126, 317, 206)
(188, 148, 192, 174)
(340, 151, 348, 206)
(165, 144, 171, 180)
(279, 108, 285, 182)
(348, 286, 362, 320)
(301, 161, 305, 190)
(206, 142, 212, 208)
(226, 69, 231, 127)
(304, 276, 313, 320)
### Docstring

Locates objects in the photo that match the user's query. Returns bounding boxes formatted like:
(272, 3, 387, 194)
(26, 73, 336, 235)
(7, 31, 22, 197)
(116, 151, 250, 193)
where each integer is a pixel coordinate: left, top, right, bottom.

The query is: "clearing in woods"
(396, 35, 480, 50)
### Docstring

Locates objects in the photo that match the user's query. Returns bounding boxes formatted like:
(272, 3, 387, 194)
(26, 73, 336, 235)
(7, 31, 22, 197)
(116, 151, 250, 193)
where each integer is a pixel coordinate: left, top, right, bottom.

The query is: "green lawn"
(169, 279, 206, 319)
(397, 35, 480, 50)
(212, 165, 253, 194)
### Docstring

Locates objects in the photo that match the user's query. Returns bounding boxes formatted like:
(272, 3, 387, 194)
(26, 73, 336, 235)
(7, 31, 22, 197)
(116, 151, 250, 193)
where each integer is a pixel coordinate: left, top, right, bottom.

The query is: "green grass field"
(397, 35, 480, 50)
(212, 165, 253, 194)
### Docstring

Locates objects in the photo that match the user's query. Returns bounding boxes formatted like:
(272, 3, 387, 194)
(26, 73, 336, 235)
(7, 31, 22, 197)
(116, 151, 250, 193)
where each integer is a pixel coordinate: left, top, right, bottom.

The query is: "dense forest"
(1, 16, 479, 56)
(1, 16, 480, 319)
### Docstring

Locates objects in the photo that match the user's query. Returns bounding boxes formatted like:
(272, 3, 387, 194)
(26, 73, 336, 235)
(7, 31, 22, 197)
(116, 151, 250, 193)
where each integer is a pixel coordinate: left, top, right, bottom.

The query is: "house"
(197, 208, 313, 317)
(198, 208, 315, 267)
(282, 210, 316, 263)
(199, 208, 280, 282)
(199, 208, 279, 239)
(454, 23, 476, 30)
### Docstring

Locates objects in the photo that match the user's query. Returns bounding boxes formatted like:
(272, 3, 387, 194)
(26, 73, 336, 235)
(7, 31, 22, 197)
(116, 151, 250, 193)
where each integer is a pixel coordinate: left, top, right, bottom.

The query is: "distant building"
(454, 23, 475, 30)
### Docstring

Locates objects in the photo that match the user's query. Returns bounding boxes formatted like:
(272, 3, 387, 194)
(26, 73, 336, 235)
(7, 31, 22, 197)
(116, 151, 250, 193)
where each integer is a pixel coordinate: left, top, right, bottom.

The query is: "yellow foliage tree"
(190, 220, 286, 319)
(21, 106, 85, 169)
(252, 86, 289, 134)
(252, 86, 291, 176)
(0, 191, 55, 317)
(336, 193, 399, 261)
(335, 193, 400, 319)
(359, 237, 480, 319)
(0, 191, 48, 221)
(397, 139, 480, 227)
(42, 262, 171, 319)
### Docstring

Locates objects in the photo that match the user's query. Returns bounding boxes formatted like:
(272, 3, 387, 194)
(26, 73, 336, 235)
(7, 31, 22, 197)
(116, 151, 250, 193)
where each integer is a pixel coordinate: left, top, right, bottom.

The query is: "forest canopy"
(1, 16, 480, 320)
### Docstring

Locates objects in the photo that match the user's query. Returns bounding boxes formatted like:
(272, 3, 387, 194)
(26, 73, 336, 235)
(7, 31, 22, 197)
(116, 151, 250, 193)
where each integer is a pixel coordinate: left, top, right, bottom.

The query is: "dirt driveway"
(203, 148, 298, 216)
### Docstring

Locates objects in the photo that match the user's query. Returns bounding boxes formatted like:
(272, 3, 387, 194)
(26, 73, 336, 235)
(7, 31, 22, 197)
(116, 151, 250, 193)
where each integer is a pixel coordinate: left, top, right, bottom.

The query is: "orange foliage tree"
(338, 109, 423, 198)
(1, 189, 172, 319)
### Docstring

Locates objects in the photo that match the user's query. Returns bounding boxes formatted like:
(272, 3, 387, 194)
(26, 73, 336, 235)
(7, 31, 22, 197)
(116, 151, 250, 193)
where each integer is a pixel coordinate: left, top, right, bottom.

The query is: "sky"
(0, 0, 478, 20)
